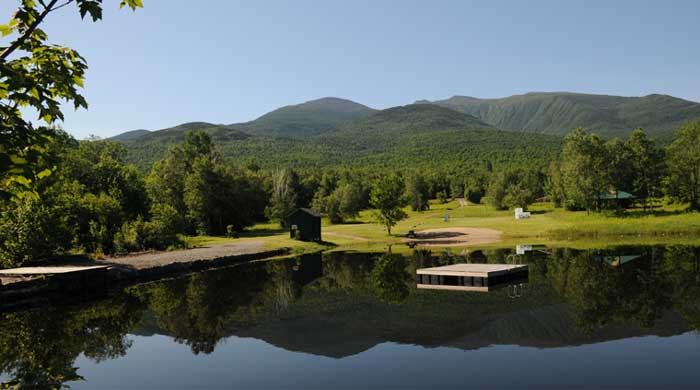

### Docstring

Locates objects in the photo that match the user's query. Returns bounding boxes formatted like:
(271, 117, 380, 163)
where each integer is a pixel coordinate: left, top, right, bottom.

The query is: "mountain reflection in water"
(1, 245, 700, 389)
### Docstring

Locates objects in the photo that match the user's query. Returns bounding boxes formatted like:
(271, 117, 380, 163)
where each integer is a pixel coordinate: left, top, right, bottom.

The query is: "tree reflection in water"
(2, 246, 700, 389)
(0, 296, 142, 390)
(370, 253, 411, 303)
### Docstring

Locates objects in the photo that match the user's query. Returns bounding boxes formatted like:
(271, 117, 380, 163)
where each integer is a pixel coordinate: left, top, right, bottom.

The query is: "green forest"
(2, 119, 700, 267)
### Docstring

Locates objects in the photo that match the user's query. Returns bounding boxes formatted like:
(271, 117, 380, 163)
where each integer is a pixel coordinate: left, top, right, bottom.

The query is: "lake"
(2, 245, 700, 389)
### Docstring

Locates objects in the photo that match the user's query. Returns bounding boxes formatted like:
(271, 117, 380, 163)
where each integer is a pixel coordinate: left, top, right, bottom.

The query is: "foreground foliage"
(0, 0, 142, 201)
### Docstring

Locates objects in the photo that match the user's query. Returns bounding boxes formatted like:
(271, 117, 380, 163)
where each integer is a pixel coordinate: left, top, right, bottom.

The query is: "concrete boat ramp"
(0, 246, 290, 310)
(0, 265, 110, 277)
(416, 263, 528, 292)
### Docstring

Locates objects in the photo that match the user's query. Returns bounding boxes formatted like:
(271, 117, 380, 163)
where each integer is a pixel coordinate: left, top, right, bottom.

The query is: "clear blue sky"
(6, 0, 700, 138)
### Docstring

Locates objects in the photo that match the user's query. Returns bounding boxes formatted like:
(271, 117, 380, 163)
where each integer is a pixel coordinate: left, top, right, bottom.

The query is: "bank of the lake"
(225, 199, 700, 253)
(3, 199, 700, 307)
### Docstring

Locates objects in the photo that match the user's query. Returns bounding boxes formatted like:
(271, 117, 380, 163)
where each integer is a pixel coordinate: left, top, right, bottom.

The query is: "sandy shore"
(403, 227, 502, 247)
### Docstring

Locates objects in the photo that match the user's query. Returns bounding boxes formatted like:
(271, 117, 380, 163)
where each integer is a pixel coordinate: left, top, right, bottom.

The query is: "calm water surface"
(2, 245, 700, 389)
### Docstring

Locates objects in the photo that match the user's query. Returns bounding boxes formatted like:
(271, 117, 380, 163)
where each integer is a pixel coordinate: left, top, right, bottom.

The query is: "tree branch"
(50, 0, 76, 12)
(0, 0, 62, 61)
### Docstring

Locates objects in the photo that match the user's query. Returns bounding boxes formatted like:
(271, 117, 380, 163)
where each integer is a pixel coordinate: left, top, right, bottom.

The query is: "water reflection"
(2, 245, 700, 388)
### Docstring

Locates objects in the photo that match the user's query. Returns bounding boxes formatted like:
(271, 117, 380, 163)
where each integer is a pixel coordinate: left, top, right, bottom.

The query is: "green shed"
(289, 208, 321, 242)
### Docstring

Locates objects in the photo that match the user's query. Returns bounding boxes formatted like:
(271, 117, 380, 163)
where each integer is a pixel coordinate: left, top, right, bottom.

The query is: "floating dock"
(416, 263, 528, 292)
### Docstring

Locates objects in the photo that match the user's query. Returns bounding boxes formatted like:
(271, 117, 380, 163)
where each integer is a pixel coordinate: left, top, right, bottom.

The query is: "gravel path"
(99, 240, 267, 270)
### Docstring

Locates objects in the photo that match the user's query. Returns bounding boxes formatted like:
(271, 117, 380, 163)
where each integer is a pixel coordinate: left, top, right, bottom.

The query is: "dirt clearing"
(403, 227, 502, 247)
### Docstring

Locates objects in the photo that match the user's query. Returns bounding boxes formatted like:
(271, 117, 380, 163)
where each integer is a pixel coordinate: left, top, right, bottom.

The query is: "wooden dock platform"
(0, 265, 110, 277)
(416, 263, 528, 292)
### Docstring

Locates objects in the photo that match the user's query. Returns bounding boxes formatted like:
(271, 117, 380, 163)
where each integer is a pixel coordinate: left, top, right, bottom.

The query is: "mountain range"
(417, 92, 700, 137)
(109, 92, 700, 170)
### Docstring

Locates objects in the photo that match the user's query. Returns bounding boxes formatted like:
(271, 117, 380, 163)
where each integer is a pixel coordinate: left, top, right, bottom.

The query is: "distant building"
(597, 254, 642, 267)
(515, 208, 531, 219)
(289, 208, 321, 242)
(597, 190, 636, 209)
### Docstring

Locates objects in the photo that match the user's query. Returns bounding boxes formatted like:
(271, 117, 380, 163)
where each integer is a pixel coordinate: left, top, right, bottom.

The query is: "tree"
(544, 160, 565, 207)
(0, 134, 154, 260)
(0, 0, 143, 201)
(464, 170, 488, 205)
(185, 161, 264, 235)
(184, 156, 220, 235)
(560, 128, 608, 212)
(54, 139, 149, 254)
(266, 169, 298, 227)
(370, 174, 407, 235)
(63, 140, 149, 219)
(627, 129, 664, 211)
(604, 138, 633, 193)
(666, 121, 700, 211)
(436, 190, 448, 204)
(487, 168, 541, 210)
(405, 173, 430, 211)
(312, 182, 362, 224)
(148, 131, 265, 235)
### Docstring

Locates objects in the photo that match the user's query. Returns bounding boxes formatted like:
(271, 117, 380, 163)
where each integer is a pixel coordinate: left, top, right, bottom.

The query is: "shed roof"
(598, 254, 642, 266)
(598, 190, 636, 200)
(289, 208, 321, 218)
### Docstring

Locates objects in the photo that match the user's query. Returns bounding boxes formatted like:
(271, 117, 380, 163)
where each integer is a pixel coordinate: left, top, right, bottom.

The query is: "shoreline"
(0, 246, 290, 311)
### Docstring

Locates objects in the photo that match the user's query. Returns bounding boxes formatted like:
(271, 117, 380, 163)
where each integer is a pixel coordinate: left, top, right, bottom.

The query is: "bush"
(147, 204, 183, 249)
(0, 199, 68, 267)
(437, 190, 448, 204)
(226, 225, 239, 238)
(113, 204, 182, 254)
(113, 218, 145, 254)
(466, 189, 484, 204)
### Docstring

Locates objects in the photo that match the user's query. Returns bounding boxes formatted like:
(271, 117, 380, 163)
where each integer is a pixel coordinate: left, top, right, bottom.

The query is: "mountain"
(108, 129, 150, 141)
(109, 97, 376, 143)
(113, 122, 250, 144)
(119, 102, 561, 171)
(236, 97, 377, 138)
(330, 103, 492, 136)
(419, 92, 700, 137)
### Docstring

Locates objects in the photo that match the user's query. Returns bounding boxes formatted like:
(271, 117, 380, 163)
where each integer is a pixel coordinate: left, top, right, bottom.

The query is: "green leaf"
(73, 75, 84, 88)
(120, 0, 144, 10)
(78, 1, 103, 21)
(0, 24, 13, 37)
(0, 20, 18, 37)
(36, 169, 52, 179)
(9, 155, 28, 165)
(8, 175, 32, 186)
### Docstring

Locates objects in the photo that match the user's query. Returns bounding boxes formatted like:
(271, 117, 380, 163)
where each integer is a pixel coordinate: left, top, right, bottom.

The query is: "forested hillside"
(109, 129, 151, 141)
(112, 92, 700, 172)
(235, 97, 377, 138)
(419, 92, 700, 137)
(118, 103, 562, 171)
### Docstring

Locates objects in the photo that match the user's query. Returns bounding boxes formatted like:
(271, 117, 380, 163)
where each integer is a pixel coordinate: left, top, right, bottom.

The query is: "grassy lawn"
(188, 200, 700, 253)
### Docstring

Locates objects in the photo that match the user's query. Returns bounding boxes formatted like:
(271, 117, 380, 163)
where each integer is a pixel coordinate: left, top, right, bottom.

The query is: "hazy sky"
(6, 0, 700, 138)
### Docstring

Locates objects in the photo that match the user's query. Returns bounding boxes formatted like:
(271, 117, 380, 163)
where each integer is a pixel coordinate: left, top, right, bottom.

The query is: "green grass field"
(190, 200, 700, 254)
